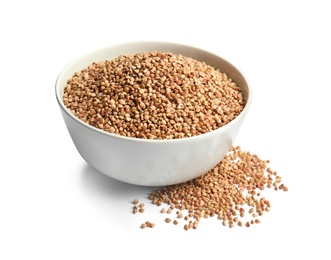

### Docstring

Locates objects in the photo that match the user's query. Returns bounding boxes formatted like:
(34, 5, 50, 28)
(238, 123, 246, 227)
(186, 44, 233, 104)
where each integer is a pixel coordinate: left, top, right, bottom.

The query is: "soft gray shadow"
(80, 163, 155, 199)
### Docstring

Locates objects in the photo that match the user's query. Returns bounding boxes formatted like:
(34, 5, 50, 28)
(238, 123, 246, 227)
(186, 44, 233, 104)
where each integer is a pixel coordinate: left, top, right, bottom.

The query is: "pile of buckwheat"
(63, 50, 287, 230)
(133, 146, 288, 230)
(63, 51, 244, 139)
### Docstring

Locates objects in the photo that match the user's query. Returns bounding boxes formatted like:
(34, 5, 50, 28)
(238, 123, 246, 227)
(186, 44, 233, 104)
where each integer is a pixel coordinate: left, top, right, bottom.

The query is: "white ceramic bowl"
(55, 41, 251, 186)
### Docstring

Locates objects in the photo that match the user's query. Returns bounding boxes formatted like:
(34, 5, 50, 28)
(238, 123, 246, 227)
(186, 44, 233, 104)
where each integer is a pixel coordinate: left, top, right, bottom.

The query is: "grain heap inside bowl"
(63, 51, 244, 139)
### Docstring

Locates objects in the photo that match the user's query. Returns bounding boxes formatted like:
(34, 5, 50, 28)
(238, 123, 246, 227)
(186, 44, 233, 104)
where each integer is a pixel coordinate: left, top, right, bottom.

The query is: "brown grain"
(144, 146, 288, 230)
(63, 51, 244, 140)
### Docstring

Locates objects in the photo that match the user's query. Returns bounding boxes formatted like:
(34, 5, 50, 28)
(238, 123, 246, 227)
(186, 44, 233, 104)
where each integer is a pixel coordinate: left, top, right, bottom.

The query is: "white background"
(1, 0, 330, 259)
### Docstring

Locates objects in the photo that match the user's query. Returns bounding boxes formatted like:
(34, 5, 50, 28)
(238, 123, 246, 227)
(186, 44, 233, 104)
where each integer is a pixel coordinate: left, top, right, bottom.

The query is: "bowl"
(55, 41, 251, 186)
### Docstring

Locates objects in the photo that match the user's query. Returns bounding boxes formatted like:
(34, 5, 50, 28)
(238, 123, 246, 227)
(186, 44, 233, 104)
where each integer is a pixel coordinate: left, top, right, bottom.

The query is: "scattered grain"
(141, 221, 155, 229)
(134, 146, 288, 230)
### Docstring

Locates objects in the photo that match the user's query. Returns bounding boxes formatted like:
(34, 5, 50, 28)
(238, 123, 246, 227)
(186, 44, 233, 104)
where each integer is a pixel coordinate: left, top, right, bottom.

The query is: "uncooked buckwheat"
(63, 51, 244, 139)
(135, 146, 288, 230)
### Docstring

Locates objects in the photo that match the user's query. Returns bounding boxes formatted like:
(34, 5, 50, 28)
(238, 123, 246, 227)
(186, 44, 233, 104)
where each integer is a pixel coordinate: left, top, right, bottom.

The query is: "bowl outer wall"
(55, 41, 251, 186)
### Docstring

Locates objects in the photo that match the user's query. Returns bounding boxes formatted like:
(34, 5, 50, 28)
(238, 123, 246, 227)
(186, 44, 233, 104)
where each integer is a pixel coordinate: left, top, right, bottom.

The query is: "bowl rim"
(55, 41, 252, 144)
